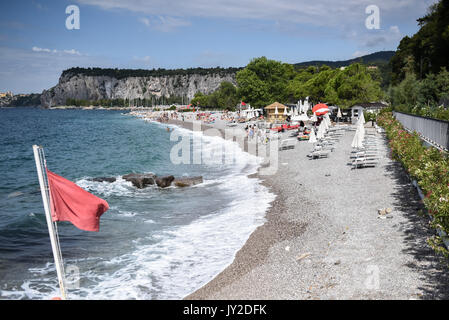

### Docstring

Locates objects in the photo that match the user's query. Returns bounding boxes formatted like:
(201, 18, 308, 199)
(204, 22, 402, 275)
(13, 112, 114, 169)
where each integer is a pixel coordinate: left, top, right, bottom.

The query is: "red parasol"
(312, 103, 329, 116)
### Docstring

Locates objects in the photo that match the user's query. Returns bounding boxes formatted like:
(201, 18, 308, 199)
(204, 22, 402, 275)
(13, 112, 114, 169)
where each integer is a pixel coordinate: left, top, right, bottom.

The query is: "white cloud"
(139, 16, 190, 32)
(0, 46, 106, 93)
(32, 46, 51, 53)
(31, 47, 82, 55)
(77, 0, 438, 28)
(352, 50, 369, 58)
(63, 49, 82, 55)
(139, 17, 150, 27)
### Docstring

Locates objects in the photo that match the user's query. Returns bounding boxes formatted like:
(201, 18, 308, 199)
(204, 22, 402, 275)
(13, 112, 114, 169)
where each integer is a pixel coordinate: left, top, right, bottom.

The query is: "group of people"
(244, 124, 270, 144)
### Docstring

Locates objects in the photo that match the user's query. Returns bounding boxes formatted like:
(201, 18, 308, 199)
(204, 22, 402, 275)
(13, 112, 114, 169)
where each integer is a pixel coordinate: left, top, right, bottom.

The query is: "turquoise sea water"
(0, 108, 273, 299)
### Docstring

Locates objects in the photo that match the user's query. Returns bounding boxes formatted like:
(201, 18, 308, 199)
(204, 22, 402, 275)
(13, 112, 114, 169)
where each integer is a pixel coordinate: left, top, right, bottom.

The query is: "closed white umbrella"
(351, 123, 364, 148)
(351, 127, 360, 148)
(317, 122, 325, 139)
(323, 118, 329, 131)
(359, 112, 366, 125)
(274, 106, 279, 115)
(283, 107, 288, 116)
(337, 108, 342, 118)
(309, 128, 317, 144)
(311, 113, 318, 122)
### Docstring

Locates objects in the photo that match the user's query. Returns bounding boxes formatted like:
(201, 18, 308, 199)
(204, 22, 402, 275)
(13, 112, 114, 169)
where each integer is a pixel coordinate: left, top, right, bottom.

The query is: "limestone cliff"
(40, 67, 238, 107)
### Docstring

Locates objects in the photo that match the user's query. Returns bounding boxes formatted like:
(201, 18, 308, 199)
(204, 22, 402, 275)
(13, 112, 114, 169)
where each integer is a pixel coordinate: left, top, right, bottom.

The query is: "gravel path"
(182, 123, 449, 300)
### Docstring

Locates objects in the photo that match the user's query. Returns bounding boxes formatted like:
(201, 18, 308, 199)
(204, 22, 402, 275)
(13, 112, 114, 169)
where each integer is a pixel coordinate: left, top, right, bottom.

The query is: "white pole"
(33, 145, 67, 300)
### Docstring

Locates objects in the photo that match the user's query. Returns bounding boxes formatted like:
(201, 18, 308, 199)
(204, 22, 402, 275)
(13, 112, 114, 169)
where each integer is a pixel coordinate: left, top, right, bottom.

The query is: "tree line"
(191, 57, 384, 110)
(388, 0, 449, 120)
(62, 66, 242, 80)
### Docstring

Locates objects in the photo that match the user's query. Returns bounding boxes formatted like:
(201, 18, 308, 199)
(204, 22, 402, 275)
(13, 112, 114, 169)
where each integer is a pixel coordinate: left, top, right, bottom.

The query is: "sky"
(0, 0, 439, 94)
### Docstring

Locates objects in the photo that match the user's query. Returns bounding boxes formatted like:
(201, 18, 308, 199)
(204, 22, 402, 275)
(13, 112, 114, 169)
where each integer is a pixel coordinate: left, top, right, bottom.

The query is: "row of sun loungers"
(307, 126, 350, 159)
(350, 132, 384, 169)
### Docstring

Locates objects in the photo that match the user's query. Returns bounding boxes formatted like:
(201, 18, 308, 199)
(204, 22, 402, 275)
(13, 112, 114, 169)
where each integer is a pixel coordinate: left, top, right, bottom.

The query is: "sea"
(0, 107, 274, 299)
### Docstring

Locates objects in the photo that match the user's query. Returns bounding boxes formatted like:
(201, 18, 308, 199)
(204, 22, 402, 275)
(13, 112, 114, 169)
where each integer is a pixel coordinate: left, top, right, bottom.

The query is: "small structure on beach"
(265, 102, 288, 123)
(350, 102, 388, 124)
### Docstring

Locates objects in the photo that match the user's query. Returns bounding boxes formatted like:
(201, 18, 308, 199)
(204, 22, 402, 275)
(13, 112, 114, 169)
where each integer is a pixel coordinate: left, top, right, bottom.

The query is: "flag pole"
(33, 145, 67, 300)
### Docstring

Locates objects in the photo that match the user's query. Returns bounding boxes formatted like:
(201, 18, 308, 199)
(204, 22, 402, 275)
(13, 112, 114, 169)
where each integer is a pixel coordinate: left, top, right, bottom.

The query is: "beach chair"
(309, 150, 331, 159)
(351, 157, 379, 169)
(279, 139, 296, 150)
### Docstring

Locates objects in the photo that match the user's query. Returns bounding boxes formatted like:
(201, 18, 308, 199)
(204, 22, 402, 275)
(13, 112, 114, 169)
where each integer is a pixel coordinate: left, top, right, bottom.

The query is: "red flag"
(46, 169, 109, 232)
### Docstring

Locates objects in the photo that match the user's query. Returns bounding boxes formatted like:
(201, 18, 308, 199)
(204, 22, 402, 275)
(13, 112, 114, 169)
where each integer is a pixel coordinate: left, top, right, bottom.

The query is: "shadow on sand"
(384, 160, 449, 299)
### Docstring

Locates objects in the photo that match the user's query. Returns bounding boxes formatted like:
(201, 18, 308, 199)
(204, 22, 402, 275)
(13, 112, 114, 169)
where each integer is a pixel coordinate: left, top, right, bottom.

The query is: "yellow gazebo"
(265, 102, 288, 123)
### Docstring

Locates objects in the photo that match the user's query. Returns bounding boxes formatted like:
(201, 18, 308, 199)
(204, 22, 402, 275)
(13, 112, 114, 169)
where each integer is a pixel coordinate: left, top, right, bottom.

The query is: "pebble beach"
(136, 111, 449, 300)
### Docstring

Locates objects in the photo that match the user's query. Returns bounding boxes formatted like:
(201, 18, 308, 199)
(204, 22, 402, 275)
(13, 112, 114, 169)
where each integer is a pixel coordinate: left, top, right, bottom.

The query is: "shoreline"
(161, 119, 285, 299)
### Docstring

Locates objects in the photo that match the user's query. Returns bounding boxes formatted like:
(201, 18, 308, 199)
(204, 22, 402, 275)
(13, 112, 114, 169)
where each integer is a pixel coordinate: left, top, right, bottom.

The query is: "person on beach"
(249, 126, 254, 140)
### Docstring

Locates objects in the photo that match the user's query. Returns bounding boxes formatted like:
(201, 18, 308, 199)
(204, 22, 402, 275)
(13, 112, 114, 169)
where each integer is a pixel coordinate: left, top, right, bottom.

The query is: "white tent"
(309, 128, 317, 144)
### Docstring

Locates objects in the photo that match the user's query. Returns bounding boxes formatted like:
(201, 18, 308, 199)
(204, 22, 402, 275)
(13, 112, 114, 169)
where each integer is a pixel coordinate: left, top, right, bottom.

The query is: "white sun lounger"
(309, 150, 331, 159)
(352, 158, 379, 169)
(279, 139, 296, 150)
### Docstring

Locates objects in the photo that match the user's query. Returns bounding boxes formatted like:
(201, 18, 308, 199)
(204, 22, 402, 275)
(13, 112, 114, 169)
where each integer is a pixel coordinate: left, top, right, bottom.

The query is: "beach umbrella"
(323, 117, 329, 131)
(359, 111, 366, 125)
(283, 107, 288, 116)
(351, 122, 365, 148)
(309, 128, 317, 144)
(274, 106, 279, 115)
(304, 97, 310, 112)
(317, 122, 325, 139)
(312, 103, 329, 116)
(324, 113, 331, 126)
(337, 108, 342, 118)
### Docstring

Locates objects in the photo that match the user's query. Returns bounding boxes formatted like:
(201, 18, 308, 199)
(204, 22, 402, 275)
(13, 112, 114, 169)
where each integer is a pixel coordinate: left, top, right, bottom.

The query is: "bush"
(378, 112, 449, 256)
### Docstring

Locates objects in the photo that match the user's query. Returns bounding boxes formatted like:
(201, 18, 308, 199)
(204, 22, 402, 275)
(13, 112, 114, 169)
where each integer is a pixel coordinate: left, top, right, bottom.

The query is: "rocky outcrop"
(92, 177, 117, 183)
(155, 175, 175, 188)
(40, 70, 237, 107)
(173, 176, 203, 187)
(92, 173, 202, 189)
(122, 173, 156, 189)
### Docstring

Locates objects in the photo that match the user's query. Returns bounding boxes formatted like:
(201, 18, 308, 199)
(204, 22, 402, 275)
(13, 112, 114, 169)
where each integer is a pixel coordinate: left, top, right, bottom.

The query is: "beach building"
(0, 91, 13, 98)
(265, 102, 288, 123)
(351, 102, 389, 123)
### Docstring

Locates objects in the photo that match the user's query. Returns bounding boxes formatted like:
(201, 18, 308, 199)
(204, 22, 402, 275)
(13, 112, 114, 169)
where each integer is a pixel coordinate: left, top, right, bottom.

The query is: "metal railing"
(393, 111, 449, 151)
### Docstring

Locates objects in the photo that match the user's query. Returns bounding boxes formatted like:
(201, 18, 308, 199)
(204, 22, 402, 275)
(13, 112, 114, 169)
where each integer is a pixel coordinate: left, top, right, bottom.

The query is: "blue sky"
(0, 0, 438, 93)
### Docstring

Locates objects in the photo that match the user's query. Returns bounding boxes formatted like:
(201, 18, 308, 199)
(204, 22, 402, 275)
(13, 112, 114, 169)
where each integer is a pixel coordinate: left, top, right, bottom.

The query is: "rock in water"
(92, 177, 117, 183)
(155, 175, 175, 188)
(122, 173, 156, 189)
(173, 176, 203, 187)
